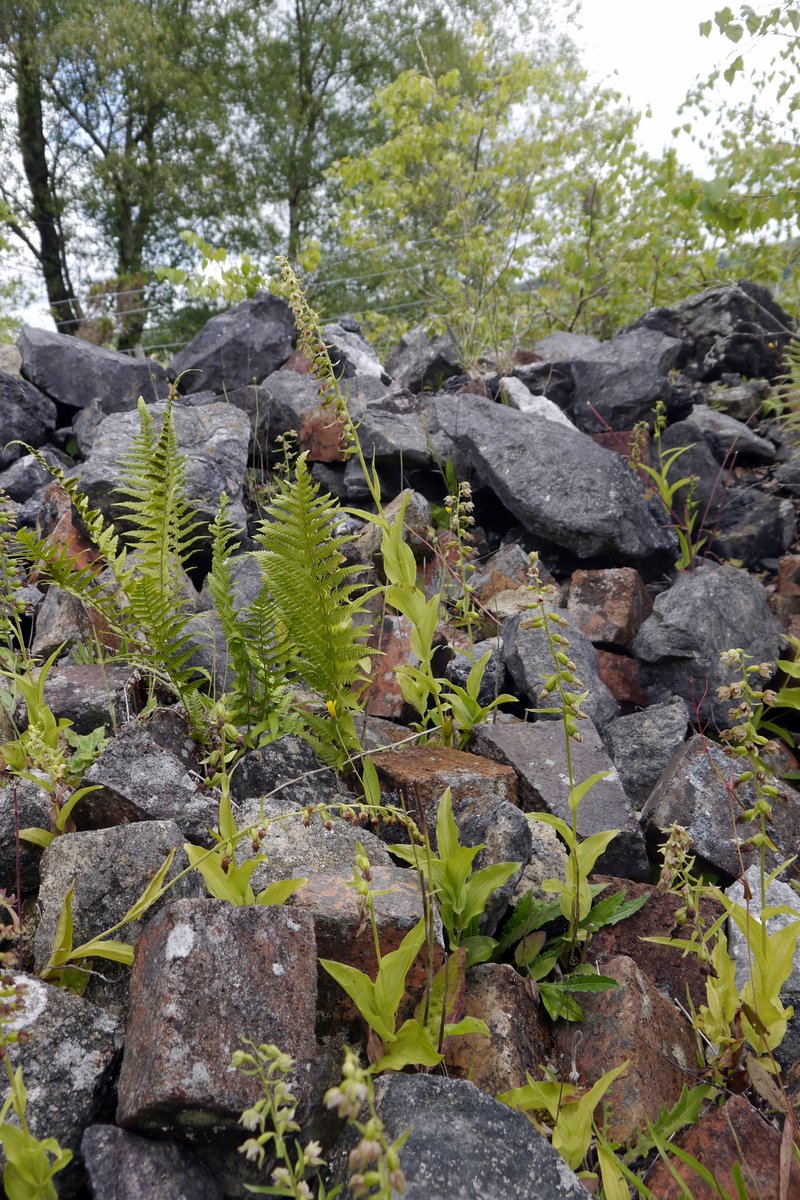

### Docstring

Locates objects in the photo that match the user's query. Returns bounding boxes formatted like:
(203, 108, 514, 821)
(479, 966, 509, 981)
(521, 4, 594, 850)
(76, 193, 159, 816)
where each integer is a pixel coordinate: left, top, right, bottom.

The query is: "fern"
(774, 335, 800, 442)
(254, 453, 374, 759)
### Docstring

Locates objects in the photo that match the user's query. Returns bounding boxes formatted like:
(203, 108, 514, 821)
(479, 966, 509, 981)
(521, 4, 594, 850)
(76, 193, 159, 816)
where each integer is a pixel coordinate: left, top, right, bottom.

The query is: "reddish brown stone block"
(554, 954, 697, 1146)
(445, 963, 552, 1096)
(299, 404, 347, 462)
(775, 554, 800, 625)
(596, 649, 648, 710)
(645, 1094, 800, 1199)
(117, 899, 317, 1138)
(567, 567, 652, 651)
(363, 614, 418, 722)
(36, 481, 100, 573)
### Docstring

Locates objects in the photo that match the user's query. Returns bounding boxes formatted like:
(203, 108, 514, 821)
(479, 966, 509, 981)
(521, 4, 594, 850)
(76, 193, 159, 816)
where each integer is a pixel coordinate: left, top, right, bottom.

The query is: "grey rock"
(432, 394, 676, 564)
(82, 1125, 224, 1200)
(384, 322, 463, 393)
(682, 404, 776, 464)
(31, 588, 101, 660)
(0, 344, 22, 375)
(711, 490, 796, 567)
(320, 322, 390, 385)
(511, 820, 567, 904)
(533, 331, 600, 360)
(473, 717, 650, 880)
(498, 377, 576, 427)
(502, 609, 620, 732)
(634, 563, 784, 728)
(169, 293, 296, 395)
(602, 697, 689, 807)
(81, 710, 218, 845)
(329, 1075, 588, 1199)
(659, 418, 728, 511)
(18, 325, 168, 412)
(568, 328, 684, 432)
(34, 820, 203, 1017)
(707, 378, 771, 422)
(641, 735, 800, 877)
(0, 370, 57, 467)
(726, 865, 800, 993)
(356, 405, 431, 466)
(510, 360, 575, 411)
(453, 791, 531, 932)
(348, 488, 430, 566)
(116, 899, 318, 1137)
(1, 974, 121, 1195)
(445, 639, 508, 708)
(0, 777, 53, 893)
(0, 448, 63, 502)
(229, 735, 344, 807)
(27, 662, 140, 735)
(776, 460, 800, 496)
(77, 400, 252, 532)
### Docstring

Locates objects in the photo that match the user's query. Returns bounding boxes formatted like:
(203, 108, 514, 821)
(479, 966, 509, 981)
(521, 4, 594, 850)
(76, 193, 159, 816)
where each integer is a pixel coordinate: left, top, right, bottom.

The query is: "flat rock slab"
(432, 393, 676, 564)
(329, 1074, 588, 1198)
(169, 293, 296, 395)
(82, 1125, 223, 1199)
(34, 820, 203, 1017)
(634, 562, 783, 729)
(568, 327, 684, 432)
(117, 899, 317, 1138)
(473, 718, 650, 880)
(641, 734, 800, 878)
(554, 954, 697, 1146)
(18, 325, 168, 411)
(1, 974, 121, 1193)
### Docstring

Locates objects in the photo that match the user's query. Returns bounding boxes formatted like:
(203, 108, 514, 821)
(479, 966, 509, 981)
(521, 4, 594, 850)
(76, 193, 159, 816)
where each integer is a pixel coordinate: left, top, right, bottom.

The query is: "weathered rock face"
(0, 371, 58, 467)
(634, 563, 784, 727)
(384, 321, 463, 392)
(18, 325, 168, 411)
(568, 327, 685, 432)
(602, 696, 689, 807)
(169, 292, 296, 394)
(432, 394, 677, 564)
(82, 1125, 224, 1200)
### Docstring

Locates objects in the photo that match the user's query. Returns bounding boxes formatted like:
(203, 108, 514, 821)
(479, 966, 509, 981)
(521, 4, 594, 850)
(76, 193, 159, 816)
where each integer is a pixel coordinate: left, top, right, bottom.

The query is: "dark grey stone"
(81, 710, 218, 845)
(229, 735, 343, 807)
(0, 448, 63, 501)
(509, 360, 575, 411)
(82, 1125, 224, 1199)
(29, 663, 140, 735)
(169, 293, 296, 395)
(227, 373, 313, 455)
(726, 865, 800, 993)
(533, 331, 600, 360)
(18, 325, 168, 412)
(681, 404, 776, 464)
(0, 777, 53, 893)
(432, 394, 676, 564)
(602, 696, 690, 807)
(384, 322, 463, 392)
(34, 820, 204, 1017)
(329, 1074, 588, 1199)
(658, 418, 728, 511)
(473, 717, 650, 880)
(1, 974, 121, 1195)
(445, 639, 508, 708)
(707, 378, 770, 422)
(355, 406, 431, 466)
(633, 563, 784, 728)
(502, 609, 620, 732)
(76, 400, 252, 532)
(453, 791, 531, 932)
(568, 327, 684, 432)
(711, 490, 796, 567)
(0, 370, 57, 467)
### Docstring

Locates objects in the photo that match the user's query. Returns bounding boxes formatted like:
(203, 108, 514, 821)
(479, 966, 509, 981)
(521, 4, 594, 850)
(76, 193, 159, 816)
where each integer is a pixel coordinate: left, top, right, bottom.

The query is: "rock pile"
(0, 281, 798, 1197)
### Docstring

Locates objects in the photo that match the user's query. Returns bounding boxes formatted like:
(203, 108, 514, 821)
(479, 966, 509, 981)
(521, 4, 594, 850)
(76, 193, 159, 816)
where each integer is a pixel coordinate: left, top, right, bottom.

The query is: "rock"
(0, 777, 54, 894)
(726, 864, 800, 993)
(227, 373, 314, 455)
(364, 615, 432, 723)
(355, 405, 431, 467)
(775, 554, 800, 625)
(432, 394, 676, 564)
(0, 371, 57, 467)
(384, 323, 463, 392)
(602, 696, 690, 807)
(595, 649, 648, 711)
(634, 563, 784, 728)
(444, 639, 508, 708)
(18, 325, 168, 411)
(348, 488, 431, 566)
(229, 735, 344, 808)
(567, 567, 652, 651)
(445, 963, 552, 1096)
(28, 662, 140, 735)
(568, 327, 684, 432)
(30, 588, 113, 661)
(453, 788, 531, 933)
(34, 820, 203, 1017)
(510, 359, 575, 411)
(81, 710, 218, 845)
(498, 377, 575, 427)
(532, 331, 600, 360)
(472, 717, 650, 880)
(510, 821, 568, 904)
(0, 344, 22, 375)
(683, 404, 776, 464)
(659, 417, 729, 511)
(553, 954, 698, 1146)
(640, 734, 800, 878)
(502, 609, 620, 732)
(0, 447, 65, 505)
(707, 377, 771, 422)
(76, 400, 252, 533)
(710, 490, 796, 567)
(328, 1074, 588, 1199)
(320, 322, 390, 385)
(645, 1093, 800, 1199)
(1, 974, 121, 1194)
(169, 293, 296, 395)
(82, 1125, 224, 1200)
(117, 899, 317, 1136)
(289, 865, 443, 1035)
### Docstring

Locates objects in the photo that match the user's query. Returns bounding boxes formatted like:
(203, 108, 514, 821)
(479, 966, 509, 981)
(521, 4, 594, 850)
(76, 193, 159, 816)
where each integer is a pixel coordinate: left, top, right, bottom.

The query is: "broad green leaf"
(19, 828, 54, 850)
(70, 938, 134, 966)
(568, 770, 609, 815)
(319, 958, 392, 1043)
(125, 847, 177, 923)
(373, 917, 426, 1021)
(255, 877, 308, 905)
(372, 1018, 441, 1072)
(553, 1061, 628, 1169)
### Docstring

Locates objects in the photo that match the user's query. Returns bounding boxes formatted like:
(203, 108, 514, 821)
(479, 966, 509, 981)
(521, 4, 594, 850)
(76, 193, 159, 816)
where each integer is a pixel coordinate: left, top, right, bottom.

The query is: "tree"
(0, 0, 236, 346)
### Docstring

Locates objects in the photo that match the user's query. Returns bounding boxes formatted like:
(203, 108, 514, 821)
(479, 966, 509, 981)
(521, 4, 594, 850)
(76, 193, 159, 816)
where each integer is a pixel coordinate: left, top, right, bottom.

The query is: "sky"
(11, 0, 750, 330)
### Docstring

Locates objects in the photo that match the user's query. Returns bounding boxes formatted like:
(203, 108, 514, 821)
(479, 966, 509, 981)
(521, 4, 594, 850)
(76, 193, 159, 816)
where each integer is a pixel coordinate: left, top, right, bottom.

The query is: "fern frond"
(255, 453, 374, 711)
(14, 529, 126, 645)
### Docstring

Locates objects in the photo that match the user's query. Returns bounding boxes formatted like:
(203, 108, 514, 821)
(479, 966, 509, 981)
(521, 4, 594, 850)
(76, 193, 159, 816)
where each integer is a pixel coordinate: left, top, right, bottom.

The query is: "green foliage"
(389, 787, 519, 966)
(324, 1047, 410, 1198)
(629, 402, 707, 570)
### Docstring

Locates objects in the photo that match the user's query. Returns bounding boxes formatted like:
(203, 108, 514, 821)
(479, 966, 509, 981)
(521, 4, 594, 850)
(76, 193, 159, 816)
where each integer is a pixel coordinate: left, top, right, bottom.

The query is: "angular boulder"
(18, 325, 168, 411)
(169, 293, 296, 394)
(0, 370, 57, 467)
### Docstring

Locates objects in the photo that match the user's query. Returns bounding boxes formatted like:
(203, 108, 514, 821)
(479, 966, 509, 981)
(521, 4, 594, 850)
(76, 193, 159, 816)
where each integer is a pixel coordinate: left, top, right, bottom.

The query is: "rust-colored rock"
(363, 615, 420, 722)
(36, 481, 100, 573)
(290, 865, 444, 1034)
(117, 899, 317, 1138)
(299, 404, 347, 462)
(445, 963, 552, 1096)
(567, 568, 652, 651)
(596, 649, 648, 710)
(774, 554, 800, 626)
(554, 954, 697, 1146)
(645, 1094, 800, 1199)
